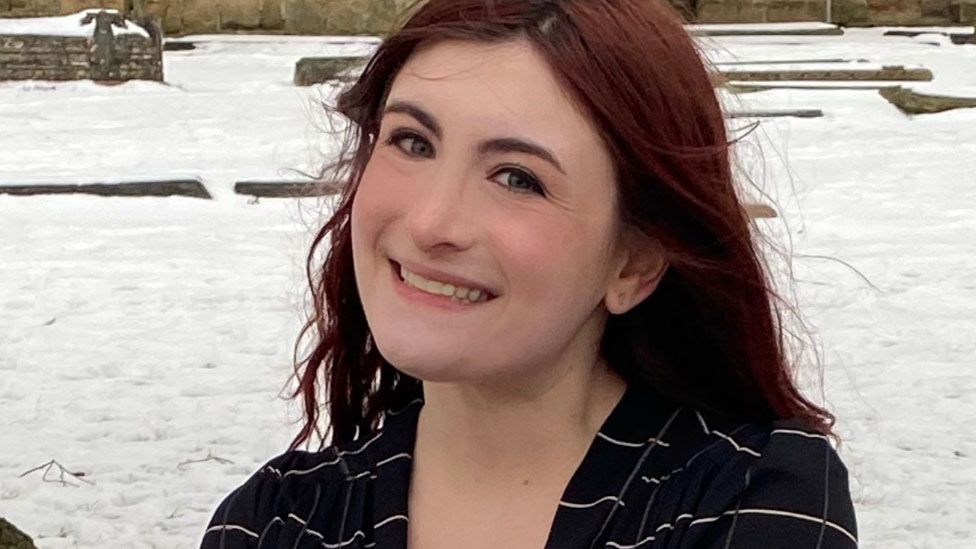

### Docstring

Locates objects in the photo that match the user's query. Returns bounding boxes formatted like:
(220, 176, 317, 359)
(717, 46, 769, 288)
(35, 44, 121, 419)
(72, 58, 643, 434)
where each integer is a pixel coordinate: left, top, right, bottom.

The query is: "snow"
(0, 10, 149, 38)
(1, 26, 975, 548)
(688, 21, 839, 33)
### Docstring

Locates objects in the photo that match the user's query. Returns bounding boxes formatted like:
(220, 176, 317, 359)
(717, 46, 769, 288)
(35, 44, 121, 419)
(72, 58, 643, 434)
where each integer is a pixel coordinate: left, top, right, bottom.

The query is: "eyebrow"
(382, 99, 566, 175)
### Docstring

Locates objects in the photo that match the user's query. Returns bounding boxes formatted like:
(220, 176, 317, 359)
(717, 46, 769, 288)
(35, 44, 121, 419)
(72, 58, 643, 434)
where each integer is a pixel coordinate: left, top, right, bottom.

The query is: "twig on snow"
(177, 451, 234, 471)
(19, 459, 94, 486)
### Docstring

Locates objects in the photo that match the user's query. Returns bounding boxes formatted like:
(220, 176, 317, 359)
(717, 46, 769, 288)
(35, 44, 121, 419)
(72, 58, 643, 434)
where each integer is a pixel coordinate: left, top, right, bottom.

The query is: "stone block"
(60, 0, 125, 14)
(142, 0, 184, 35)
(766, 0, 825, 21)
(879, 86, 976, 114)
(865, 0, 922, 23)
(920, 0, 951, 16)
(260, 0, 285, 30)
(219, 0, 263, 30)
(697, 0, 743, 23)
(294, 55, 367, 85)
(952, 0, 976, 22)
(284, 0, 399, 35)
(180, 0, 219, 34)
(0, 518, 37, 549)
(831, 0, 871, 23)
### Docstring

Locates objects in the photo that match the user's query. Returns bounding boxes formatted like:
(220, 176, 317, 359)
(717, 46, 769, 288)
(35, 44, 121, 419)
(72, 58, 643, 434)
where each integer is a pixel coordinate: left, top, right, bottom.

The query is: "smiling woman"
(201, 1, 857, 548)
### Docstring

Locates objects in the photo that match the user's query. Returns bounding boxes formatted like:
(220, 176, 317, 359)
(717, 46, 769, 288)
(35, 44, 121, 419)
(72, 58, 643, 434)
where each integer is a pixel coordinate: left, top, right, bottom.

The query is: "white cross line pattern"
(318, 514, 408, 548)
(285, 513, 327, 540)
(597, 432, 671, 448)
(606, 535, 656, 549)
(376, 452, 411, 468)
(770, 428, 831, 443)
(641, 466, 685, 486)
(270, 438, 407, 480)
(694, 411, 762, 457)
(386, 398, 424, 416)
(560, 495, 624, 509)
(204, 523, 258, 538)
(688, 508, 857, 544)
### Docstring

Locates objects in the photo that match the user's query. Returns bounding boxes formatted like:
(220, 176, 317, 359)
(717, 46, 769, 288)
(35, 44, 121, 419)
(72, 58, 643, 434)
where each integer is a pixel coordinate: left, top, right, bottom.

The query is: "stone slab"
(0, 179, 211, 198)
(719, 66, 933, 81)
(879, 85, 976, 113)
(294, 55, 367, 86)
(234, 180, 342, 198)
(727, 108, 824, 118)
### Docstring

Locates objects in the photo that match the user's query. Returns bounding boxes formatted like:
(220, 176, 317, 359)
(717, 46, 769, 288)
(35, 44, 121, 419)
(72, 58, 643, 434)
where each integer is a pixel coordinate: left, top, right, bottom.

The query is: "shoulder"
(668, 413, 858, 548)
(199, 448, 346, 546)
(200, 425, 403, 547)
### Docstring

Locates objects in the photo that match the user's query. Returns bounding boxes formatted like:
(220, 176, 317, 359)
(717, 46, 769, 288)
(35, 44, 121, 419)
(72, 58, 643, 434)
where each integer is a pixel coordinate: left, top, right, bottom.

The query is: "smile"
(393, 261, 494, 304)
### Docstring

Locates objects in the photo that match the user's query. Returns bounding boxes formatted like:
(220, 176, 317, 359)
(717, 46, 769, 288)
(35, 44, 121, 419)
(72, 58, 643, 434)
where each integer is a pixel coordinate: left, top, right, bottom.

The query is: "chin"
(372, 332, 475, 383)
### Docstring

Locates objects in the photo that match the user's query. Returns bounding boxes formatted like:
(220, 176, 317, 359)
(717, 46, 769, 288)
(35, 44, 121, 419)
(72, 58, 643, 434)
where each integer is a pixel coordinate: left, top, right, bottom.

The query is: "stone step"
(718, 66, 933, 82)
(878, 86, 976, 114)
(0, 179, 211, 199)
(727, 109, 824, 118)
(234, 180, 342, 198)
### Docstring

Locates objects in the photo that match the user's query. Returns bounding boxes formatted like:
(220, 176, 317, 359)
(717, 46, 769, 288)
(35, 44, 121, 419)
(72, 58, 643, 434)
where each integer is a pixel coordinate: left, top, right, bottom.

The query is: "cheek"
(352, 157, 409, 240)
(490, 211, 613, 306)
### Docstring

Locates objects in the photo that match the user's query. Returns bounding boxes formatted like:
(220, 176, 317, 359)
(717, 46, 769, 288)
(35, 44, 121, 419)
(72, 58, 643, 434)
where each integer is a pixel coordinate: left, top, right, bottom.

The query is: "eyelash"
(383, 129, 548, 197)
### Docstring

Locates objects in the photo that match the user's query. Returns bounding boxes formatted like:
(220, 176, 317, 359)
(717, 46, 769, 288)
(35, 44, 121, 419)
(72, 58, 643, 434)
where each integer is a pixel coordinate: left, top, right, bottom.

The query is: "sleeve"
(681, 422, 858, 549)
(199, 455, 289, 549)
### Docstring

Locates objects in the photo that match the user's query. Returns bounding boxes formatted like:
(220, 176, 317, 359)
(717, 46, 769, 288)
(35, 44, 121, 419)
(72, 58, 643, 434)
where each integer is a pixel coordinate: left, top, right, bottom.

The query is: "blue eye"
(492, 168, 546, 196)
(388, 131, 434, 158)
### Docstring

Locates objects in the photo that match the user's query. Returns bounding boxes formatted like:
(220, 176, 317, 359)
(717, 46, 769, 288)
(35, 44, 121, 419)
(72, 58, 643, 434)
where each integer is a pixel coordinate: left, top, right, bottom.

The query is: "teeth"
(399, 265, 488, 303)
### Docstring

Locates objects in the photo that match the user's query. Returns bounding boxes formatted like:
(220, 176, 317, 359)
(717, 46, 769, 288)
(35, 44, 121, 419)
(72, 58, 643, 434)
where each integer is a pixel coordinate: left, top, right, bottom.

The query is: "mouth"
(390, 259, 497, 305)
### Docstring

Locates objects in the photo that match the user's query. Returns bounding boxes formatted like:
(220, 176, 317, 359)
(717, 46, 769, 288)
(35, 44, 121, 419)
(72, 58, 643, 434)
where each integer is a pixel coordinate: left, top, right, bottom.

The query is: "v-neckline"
(377, 382, 672, 549)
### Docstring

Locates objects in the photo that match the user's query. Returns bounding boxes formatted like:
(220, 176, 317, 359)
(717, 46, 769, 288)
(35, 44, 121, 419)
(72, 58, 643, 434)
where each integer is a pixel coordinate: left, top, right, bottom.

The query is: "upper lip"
(392, 258, 497, 295)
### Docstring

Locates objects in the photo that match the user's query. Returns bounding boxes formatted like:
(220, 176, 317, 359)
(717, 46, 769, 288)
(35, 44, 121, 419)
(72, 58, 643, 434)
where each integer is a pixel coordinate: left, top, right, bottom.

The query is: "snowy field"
(1, 25, 975, 548)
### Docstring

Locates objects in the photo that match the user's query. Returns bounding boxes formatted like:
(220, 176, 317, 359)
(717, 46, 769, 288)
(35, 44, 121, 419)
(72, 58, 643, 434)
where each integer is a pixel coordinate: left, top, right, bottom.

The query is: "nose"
(405, 169, 476, 255)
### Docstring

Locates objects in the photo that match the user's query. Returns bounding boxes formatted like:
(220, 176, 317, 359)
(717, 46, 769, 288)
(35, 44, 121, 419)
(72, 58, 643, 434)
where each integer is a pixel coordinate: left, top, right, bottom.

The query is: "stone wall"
(2, 0, 975, 32)
(132, 0, 403, 36)
(0, 0, 121, 17)
(0, 11, 162, 81)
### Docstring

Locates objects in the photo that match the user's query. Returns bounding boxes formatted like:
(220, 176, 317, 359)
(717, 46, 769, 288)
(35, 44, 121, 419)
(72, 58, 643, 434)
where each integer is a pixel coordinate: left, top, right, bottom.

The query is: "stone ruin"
(0, 9, 163, 82)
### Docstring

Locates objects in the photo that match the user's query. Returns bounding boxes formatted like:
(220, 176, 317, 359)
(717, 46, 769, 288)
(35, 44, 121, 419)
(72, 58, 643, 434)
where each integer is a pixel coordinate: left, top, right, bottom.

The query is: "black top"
(202, 383, 857, 548)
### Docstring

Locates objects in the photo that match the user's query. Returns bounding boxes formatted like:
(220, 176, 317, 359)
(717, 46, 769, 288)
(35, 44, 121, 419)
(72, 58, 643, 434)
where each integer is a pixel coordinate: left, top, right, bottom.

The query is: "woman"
(202, 0, 857, 547)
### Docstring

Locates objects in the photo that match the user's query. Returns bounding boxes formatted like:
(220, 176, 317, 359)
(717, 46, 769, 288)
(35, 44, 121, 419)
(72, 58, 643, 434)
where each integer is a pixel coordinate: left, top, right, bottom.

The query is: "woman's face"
(351, 39, 654, 387)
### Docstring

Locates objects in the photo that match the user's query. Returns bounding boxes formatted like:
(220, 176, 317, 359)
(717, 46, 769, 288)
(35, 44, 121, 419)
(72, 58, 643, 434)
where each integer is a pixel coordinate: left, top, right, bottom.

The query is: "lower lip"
(389, 260, 490, 312)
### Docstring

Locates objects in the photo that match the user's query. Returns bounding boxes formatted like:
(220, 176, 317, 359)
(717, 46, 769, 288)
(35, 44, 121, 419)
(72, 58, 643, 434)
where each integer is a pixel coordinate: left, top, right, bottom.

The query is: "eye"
(491, 167, 546, 196)
(387, 130, 434, 158)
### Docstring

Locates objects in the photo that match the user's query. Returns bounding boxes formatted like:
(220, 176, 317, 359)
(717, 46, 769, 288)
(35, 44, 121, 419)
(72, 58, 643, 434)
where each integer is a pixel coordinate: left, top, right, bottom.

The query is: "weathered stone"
(0, 13, 163, 82)
(59, 0, 124, 13)
(283, 0, 399, 35)
(831, 0, 871, 23)
(234, 180, 343, 198)
(879, 85, 976, 114)
(180, 0, 220, 34)
(0, 179, 212, 198)
(294, 55, 367, 86)
(219, 0, 263, 30)
(720, 65, 933, 81)
(952, 0, 976, 23)
(260, 0, 285, 30)
(0, 518, 37, 549)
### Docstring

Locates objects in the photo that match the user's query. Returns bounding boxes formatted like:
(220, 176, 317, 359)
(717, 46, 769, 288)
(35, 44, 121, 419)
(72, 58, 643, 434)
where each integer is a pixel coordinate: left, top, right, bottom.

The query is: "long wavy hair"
(289, 0, 833, 450)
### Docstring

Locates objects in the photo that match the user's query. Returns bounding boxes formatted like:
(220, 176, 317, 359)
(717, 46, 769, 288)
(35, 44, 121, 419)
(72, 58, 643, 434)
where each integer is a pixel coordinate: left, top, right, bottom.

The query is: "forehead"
(386, 39, 604, 154)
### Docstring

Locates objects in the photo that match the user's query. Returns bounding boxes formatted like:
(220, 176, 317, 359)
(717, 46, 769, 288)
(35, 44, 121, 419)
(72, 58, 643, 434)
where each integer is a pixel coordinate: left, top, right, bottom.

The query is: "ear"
(604, 229, 668, 315)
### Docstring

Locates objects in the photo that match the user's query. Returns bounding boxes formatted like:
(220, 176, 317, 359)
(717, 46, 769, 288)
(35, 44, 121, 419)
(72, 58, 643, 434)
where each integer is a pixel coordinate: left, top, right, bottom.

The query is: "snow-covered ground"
(1, 27, 975, 548)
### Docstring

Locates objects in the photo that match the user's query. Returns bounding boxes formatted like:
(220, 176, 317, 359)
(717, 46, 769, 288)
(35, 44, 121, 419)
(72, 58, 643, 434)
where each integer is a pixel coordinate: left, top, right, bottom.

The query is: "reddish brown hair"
(290, 0, 833, 450)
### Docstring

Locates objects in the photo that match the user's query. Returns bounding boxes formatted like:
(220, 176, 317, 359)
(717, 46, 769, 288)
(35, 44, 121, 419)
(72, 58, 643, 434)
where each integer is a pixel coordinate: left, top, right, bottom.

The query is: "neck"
(412, 356, 626, 494)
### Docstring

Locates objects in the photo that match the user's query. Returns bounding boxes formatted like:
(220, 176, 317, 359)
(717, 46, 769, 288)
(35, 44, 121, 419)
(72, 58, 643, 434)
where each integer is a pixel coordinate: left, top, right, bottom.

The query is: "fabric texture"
(201, 383, 858, 548)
